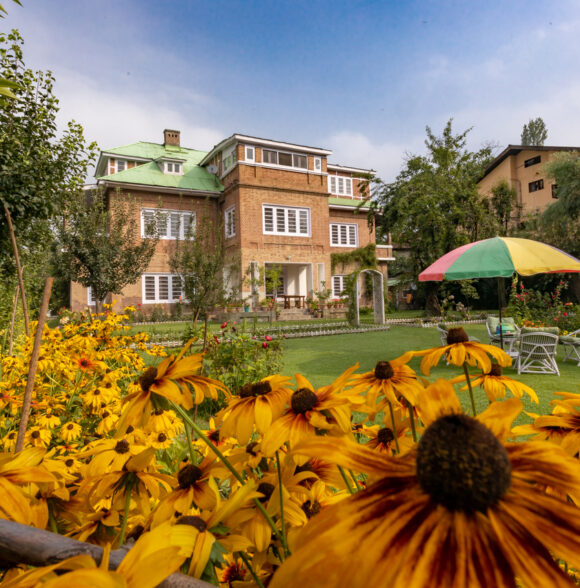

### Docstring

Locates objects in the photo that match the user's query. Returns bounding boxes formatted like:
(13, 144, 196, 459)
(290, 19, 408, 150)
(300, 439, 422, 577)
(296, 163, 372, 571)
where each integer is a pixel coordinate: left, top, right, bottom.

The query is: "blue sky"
(5, 0, 580, 180)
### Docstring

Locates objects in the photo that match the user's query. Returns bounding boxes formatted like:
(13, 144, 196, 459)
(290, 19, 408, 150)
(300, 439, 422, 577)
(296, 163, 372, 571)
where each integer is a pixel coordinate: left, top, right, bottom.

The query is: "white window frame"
(261, 148, 308, 171)
(88, 286, 96, 306)
(262, 204, 310, 237)
(313, 157, 322, 172)
(142, 274, 186, 304)
(164, 161, 183, 175)
(225, 205, 236, 238)
(141, 208, 195, 240)
(332, 275, 348, 298)
(330, 223, 358, 247)
(245, 145, 255, 162)
(109, 158, 136, 174)
(222, 146, 237, 174)
(328, 175, 353, 196)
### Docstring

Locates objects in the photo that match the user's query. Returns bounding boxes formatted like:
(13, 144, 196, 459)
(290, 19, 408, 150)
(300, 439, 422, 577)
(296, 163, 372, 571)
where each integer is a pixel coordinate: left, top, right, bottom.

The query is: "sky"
(4, 0, 580, 181)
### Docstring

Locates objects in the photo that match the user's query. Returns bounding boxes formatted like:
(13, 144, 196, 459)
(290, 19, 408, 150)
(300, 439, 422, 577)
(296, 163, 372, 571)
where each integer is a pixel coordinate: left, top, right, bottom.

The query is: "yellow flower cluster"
(0, 319, 579, 588)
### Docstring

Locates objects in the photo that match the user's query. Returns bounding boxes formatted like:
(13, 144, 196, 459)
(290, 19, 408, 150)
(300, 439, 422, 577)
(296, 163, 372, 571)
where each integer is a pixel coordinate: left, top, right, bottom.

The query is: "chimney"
(164, 129, 180, 147)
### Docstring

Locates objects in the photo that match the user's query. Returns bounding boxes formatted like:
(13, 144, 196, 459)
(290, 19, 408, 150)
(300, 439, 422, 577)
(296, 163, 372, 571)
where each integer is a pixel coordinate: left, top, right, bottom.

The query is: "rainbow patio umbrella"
(419, 236, 580, 348)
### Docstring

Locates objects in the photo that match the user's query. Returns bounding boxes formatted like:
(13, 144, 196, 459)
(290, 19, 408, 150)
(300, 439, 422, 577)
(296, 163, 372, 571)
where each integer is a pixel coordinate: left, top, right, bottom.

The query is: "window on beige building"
(329, 175, 353, 196)
(142, 274, 185, 303)
(263, 205, 310, 236)
(330, 223, 358, 247)
(529, 179, 544, 192)
(141, 208, 195, 239)
(332, 275, 347, 297)
(261, 149, 308, 170)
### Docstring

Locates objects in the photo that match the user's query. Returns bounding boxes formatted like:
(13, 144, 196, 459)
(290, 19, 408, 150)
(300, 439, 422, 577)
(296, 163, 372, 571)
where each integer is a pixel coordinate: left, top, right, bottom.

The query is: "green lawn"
(280, 324, 579, 423)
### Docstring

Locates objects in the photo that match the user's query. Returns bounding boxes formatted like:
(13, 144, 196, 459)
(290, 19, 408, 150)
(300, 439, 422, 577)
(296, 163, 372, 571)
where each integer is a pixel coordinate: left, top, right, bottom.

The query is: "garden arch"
(353, 269, 385, 326)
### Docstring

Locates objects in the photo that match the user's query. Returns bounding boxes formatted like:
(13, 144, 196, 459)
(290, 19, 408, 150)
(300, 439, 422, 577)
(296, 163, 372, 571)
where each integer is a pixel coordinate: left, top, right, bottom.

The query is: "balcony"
(376, 244, 395, 261)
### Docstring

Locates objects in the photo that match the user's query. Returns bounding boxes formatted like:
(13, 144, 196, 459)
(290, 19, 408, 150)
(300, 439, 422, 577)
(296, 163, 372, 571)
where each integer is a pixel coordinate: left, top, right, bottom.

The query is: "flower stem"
(408, 403, 418, 442)
(338, 466, 355, 494)
(170, 401, 288, 555)
(349, 469, 362, 491)
(463, 363, 477, 415)
(276, 451, 290, 558)
(238, 551, 265, 588)
(117, 483, 133, 546)
(184, 423, 196, 464)
(387, 401, 401, 454)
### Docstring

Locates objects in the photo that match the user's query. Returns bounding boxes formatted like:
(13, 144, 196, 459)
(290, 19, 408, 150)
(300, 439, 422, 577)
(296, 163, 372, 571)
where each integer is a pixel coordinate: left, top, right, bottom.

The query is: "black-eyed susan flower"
(271, 415, 580, 588)
(24, 426, 52, 448)
(217, 375, 293, 444)
(416, 327, 512, 376)
(453, 363, 539, 404)
(59, 421, 82, 443)
(349, 352, 424, 414)
(361, 412, 414, 457)
(261, 367, 359, 460)
(117, 343, 228, 433)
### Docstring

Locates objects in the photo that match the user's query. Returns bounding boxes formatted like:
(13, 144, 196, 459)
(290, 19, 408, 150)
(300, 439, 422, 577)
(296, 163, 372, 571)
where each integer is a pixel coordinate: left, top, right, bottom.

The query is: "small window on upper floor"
(222, 147, 237, 174)
(524, 155, 541, 167)
(109, 158, 138, 174)
(529, 179, 544, 192)
(552, 184, 558, 199)
(329, 175, 353, 196)
(261, 149, 308, 170)
(165, 161, 183, 175)
(245, 146, 255, 162)
(313, 157, 322, 172)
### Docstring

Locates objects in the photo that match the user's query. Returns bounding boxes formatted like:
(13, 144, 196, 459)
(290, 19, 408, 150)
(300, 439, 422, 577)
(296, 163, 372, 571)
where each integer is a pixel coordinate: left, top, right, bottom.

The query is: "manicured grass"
(280, 324, 579, 424)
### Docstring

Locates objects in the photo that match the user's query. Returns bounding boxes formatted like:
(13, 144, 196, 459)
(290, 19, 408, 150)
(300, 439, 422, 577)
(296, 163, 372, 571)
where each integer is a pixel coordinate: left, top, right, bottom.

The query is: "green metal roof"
(328, 197, 370, 209)
(97, 142, 223, 193)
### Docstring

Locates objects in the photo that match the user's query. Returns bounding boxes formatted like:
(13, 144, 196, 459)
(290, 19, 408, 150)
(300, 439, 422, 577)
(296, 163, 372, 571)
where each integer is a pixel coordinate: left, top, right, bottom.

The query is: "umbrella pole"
(497, 277, 504, 350)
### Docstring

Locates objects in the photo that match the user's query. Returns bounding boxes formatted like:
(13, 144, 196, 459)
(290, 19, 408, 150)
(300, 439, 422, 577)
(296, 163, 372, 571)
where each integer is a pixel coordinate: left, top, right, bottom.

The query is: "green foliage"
(543, 152, 580, 224)
(520, 117, 548, 146)
(490, 180, 519, 233)
(330, 243, 377, 273)
(56, 190, 158, 311)
(170, 209, 230, 325)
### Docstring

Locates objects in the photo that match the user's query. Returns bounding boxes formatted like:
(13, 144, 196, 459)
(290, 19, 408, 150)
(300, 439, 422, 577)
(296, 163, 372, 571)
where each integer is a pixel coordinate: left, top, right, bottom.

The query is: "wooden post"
(15, 277, 53, 452)
(4, 203, 30, 336)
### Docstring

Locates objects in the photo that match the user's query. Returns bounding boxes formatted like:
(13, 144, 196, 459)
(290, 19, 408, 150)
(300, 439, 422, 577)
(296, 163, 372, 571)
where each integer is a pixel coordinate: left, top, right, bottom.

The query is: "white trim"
(262, 204, 311, 237)
(330, 223, 358, 247)
(327, 163, 375, 174)
(141, 208, 196, 240)
(97, 180, 221, 197)
(87, 286, 96, 306)
(328, 202, 369, 211)
(245, 145, 255, 162)
(142, 273, 185, 304)
(313, 157, 322, 172)
(329, 175, 354, 197)
(238, 161, 325, 176)
(261, 148, 308, 171)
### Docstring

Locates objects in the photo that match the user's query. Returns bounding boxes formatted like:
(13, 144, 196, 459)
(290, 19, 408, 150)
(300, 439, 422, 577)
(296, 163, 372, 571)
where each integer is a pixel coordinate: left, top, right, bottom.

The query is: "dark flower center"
(301, 499, 322, 519)
(257, 482, 275, 503)
(126, 426, 134, 434)
(79, 358, 90, 367)
(31, 431, 40, 439)
(416, 414, 511, 512)
(114, 440, 130, 454)
(446, 327, 469, 344)
(93, 389, 101, 396)
(291, 388, 318, 414)
(102, 411, 110, 419)
(65, 459, 74, 467)
(239, 381, 272, 398)
(66, 424, 74, 430)
(295, 462, 314, 474)
(246, 441, 259, 456)
(157, 433, 167, 443)
(138, 367, 158, 392)
(175, 515, 207, 532)
(489, 363, 503, 377)
(222, 563, 246, 582)
(154, 409, 164, 416)
(178, 464, 203, 489)
(377, 427, 395, 445)
(208, 429, 220, 443)
(374, 361, 394, 380)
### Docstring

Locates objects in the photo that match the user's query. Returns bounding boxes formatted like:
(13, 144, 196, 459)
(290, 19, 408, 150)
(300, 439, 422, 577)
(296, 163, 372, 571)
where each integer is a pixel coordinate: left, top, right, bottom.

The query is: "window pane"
(293, 154, 307, 169)
(263, 150, 277, 164)
(287, 209, 297, 233)
(345, 178, 353, 196)
(348, 225, 356, 245)
(158, 276, 169, 301)
(145, 276, 156, 301)
(278, 152, 292, 167)
(299, 210, 308, 234)
(246, 147, 254, 161)
(338, 177, 344, 194)
(329, 176, 336, 194)
(143, 210, 156, 237)
(276, 208, 286, 232)
(340, 225, 347, 245)
(264, 207, 274, 232)
(172, 276, 182, 300)
(157, 213, 168, 237)
(170, 212, 181, 238)
(117, 160, 126, 172)
(331, 225, 339, 245)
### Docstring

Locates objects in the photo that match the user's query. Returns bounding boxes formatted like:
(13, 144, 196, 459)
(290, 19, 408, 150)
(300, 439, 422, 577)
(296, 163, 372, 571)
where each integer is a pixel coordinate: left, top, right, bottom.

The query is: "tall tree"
(56, 191, 158, 313)
(521, 117, 548, 146)
(490, 179, 519, 234)
(367, 119, 496, 313)
(170, 210, 230, 326)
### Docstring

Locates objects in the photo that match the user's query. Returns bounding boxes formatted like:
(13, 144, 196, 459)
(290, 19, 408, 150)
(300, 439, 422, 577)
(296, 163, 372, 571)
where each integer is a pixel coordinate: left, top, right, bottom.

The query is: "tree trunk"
(424, 283, 441, 316)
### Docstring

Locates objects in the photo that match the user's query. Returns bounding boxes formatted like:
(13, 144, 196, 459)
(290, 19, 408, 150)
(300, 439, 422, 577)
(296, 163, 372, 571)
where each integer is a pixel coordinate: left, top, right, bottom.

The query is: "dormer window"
(165, 161, 182, 175)
(222, 147, 237, 174)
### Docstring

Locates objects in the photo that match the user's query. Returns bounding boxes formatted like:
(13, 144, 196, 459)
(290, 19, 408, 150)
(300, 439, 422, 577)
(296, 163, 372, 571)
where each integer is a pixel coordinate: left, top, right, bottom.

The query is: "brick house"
(71, 130, 394, 312)
(477, 145, 580, 219)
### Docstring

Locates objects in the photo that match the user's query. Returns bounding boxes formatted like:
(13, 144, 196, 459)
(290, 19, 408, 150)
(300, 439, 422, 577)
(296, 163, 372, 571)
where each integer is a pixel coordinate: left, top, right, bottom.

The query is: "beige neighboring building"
(478, 145, 580, 218)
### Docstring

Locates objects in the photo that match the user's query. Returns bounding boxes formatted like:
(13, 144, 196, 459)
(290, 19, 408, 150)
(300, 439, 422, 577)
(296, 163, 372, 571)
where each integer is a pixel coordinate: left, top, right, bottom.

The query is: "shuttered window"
(262, 205, 310, 236)
(332, 275, 347, 297)
(141, 209, 195, 240)
(330, 223, 358, 247)
(329, 175, 353, 196)
(142, 274, 186, 303)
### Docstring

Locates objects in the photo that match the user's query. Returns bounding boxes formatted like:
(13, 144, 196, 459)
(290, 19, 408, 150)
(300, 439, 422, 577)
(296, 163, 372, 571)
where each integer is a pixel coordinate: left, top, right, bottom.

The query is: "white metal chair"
(561, 329, 580, 366)
(516, 332, 560, 375)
